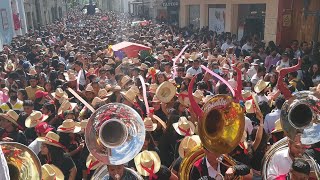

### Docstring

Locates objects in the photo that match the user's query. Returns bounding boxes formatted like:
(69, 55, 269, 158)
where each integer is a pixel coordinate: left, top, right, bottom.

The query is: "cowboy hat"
(241, 90, 252, 100)
(64, 70, 77, 81)
(202, 95, 213, 104)
(144, 117, 157, 132)
(0, 110, 19, 126)
(155, 81, 176, 103)
(178, 91, 190, 107)
(84, 85, 95, 93)
(254, 80, 270, 93)
(120, 86, 139, 104)
(51, 88, 68, 100)
(41, 164, 64, 180)
(193, 90, 204, 104)
(4, 60, 16, 72)
(172, 116, 195, 136)
(28, 67, 37, 75)
(77, 119, 88, 133)
(98, 89, 113, 98)
(86, 154, 103, 172)
(149, 84, 158, 94)
(57, 100, 77, 115)
(57, 119, 81, 133)
(271, 119, 283, 134)
(37, 131, 64, 148)
(134, 150, 161, 177)
(120, 75, 132, 88)
(138, 63, 149, 71)
(92, 97, 107, 107)
(244, 93, 260, 113)
(25, 111, 49, 128)
(178, 135, 201, 158)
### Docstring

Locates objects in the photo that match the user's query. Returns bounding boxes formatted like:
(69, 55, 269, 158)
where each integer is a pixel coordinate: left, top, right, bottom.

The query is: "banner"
(209, 8, 225, 34)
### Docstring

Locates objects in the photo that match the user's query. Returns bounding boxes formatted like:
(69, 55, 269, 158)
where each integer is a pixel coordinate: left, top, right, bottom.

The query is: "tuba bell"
(0, 142, 42, 180)
(85, 103, 145, 179)
(179, 71, 245, 179)
(262, 59, 320, 179)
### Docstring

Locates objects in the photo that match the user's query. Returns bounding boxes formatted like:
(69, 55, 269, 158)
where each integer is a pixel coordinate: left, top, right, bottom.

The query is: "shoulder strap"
(194, 157, 204, 177)
(6, 102, 12, 110)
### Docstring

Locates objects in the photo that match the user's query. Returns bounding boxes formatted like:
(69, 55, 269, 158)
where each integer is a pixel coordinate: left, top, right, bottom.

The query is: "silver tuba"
(85, 103, 145, 179)
(0, 142, 42, 180)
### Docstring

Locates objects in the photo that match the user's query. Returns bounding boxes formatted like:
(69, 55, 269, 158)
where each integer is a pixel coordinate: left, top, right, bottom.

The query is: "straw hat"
(144, 117, 157, 132)
(25, 111, 49, 128)
(64, 70, 77, 81)
(4, 60, 16, 72)
(178, 135, 201, 158)
(189, 52, 199, 61)
(271, 119, 283, 134)
(155, 81, 176, 103)
(77, 119, 88, 132)
(254, 80, 270, 93)
(92, 97, 107, 107)
(241, 90, 252, 100)
(37, 131, 64, 148)
(120, 75, 132, 87)
(244, 93, 260, 113)
(57, 119, 81, 133)
(149, 84, 158, 94)
(193, 90, 204, 104)
(139, 63, 149, 71)
(51, 88, 68, 100)
(28, 67, 37, 75)
(98, 89, 113, 98)
(222, 64, 230, 70)
(172, 116, 195, 136)
(134, 150, 161, 177)
(120, 86, 139, 104)
(178, 91, 190, 107)
(106, 59, 115, 65)
(86, 154, 103, 171)
(41, 164, 64, 180)
(0, 110, 19, 126)
(57, 100, 77, 115)
(84, 85, 95, 93)
(202, 95, 213, 104)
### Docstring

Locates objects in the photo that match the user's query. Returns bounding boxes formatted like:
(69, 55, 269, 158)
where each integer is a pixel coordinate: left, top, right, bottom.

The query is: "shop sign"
(162, 2, 179, 7)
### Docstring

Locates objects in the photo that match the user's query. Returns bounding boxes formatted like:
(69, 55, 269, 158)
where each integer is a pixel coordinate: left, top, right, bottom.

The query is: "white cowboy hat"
(120, 86, 139, 104)
(149, 84, 158, 94)
(254, 80, 270, 93)
(120, 75, 132, 88)
(192, 90, 204, 104)
(51, 88, 68, 100)
(178, 135, 201, 158)
(271, 119, 283, 134)
(92, 97, 107, 107)
(86, 154, 103, 172)
(57, 119, 81, 133)
(144, 117, 157, 132)
(178, 91, 190, 107)
(98, 89, 113, 98)
(25, 111, 49, 128)
(37, 131, 64, 148)
(57, 100, 77, 115)
(244, 93, 260, 113)
(134, 150, 161, 177)
(172, 116, 195, 136)
(0, 110, 19, 126)
(155, 81, 176, 103)
(41, 164, 64, 180)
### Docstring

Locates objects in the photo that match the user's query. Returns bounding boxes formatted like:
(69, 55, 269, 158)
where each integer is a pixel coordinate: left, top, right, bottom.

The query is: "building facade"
(179, 0, 278, 43)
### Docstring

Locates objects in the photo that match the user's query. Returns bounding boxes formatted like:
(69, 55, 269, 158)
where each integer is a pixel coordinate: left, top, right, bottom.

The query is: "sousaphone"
(85, 103, 145, 179)
(0, 142, 42, 180)
(180, 67, 245, 179)
(262, 59, 320, 179)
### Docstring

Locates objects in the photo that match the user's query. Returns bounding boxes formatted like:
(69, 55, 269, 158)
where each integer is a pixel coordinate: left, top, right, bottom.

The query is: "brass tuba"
(0, 142, 42, 180)
(262, 59, 320, 179)
(179, 70, 245, 179)
(85, 103, 145, 179)
(276, 59, 320, 144)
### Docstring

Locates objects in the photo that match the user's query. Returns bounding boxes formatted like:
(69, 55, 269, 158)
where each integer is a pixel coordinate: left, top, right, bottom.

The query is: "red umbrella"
(111, 41, 151, 58)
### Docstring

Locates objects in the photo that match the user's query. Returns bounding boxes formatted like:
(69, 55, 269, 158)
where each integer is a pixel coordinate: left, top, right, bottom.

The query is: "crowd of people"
(0, 7, 319, 180)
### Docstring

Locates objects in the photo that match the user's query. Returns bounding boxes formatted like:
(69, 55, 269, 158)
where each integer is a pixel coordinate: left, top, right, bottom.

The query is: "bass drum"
(91, 166, 143, 180)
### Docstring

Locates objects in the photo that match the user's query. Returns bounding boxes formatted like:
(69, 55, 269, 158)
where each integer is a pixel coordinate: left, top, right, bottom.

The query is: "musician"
(190, 146, 250, 179)
(275, 158, 310, 180)
(107, 164, 139, 180)
(267, 134, 306, 179)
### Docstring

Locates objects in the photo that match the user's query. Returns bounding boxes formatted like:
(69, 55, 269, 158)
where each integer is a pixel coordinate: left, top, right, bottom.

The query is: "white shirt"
(28, 139, 42, 155)
(241, 43, 253, 52)
(221, 42, 234, 53)
(257, 94, 269, 104)
(77, 69, 87, 86)
(0, 145, 10, 180)
(267, 147, 292, 180)
(245, 116, 253, 135)
(186, 67, 202, 76)
(264, 109, 281, 133)
(205, 157, 223, 179)
(250, 73, 261, 86)
(246, 67, 257, 79)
